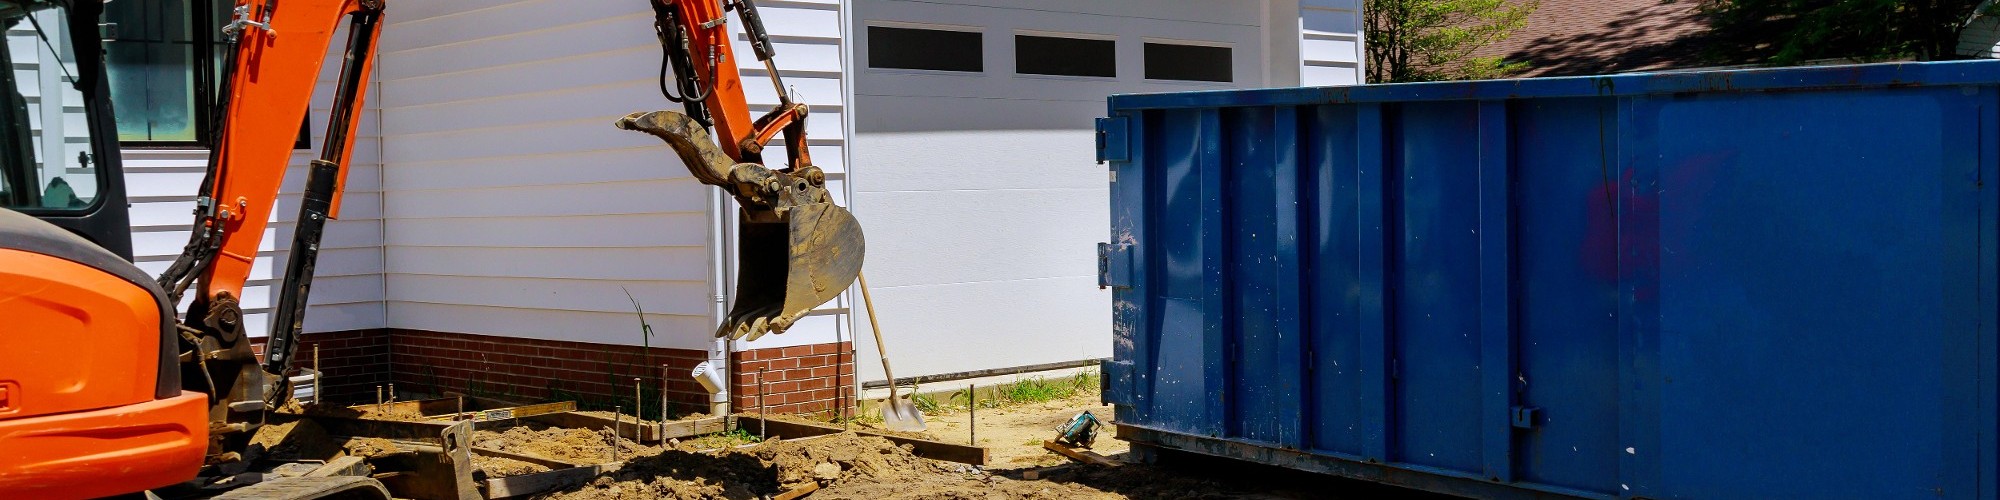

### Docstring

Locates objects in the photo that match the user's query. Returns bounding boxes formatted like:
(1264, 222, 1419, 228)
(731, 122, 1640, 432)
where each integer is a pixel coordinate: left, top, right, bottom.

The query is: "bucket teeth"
(621, 110, 866, 340)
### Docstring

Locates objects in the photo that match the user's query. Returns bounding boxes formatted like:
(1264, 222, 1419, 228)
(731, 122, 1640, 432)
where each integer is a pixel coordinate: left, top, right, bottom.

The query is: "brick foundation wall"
(387, 330, 712, 419)
(253, 329, 391, 405)
(731, 342, 855, 418)
(255, 330, 854, 418)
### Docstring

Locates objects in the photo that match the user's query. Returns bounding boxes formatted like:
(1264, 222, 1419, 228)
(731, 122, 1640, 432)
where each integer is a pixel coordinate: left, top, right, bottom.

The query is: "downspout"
(698, 183, 732, 416)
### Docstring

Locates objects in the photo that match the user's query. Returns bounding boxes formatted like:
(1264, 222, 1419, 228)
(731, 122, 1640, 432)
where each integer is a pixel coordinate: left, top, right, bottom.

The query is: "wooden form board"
(733, 416, 990, 466)
(1043, 440, 1122, 467)
(520, 414, 728, 443)
(484, 463, 621, 499)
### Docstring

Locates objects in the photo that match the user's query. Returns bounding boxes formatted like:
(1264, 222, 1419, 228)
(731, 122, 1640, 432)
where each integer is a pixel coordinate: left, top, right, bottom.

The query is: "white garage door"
(848, 0, 1286, 384)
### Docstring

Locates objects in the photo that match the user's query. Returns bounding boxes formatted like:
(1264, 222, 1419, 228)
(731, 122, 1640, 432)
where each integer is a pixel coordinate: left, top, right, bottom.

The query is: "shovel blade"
(721, 201, 865, 340)
(881, 401, 929, 432)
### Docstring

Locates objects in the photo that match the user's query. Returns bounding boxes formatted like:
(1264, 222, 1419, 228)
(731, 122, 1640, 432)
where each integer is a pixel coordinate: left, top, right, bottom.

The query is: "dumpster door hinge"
(1098, 242, 1134, 289)
(1095, 116, 1130, 164)
(1511, 406, 1542, 429)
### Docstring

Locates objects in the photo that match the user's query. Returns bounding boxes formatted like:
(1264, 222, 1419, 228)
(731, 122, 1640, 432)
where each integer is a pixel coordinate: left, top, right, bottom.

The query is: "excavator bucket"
(616, 110, 865, 340)
(729, 200, 864, 339)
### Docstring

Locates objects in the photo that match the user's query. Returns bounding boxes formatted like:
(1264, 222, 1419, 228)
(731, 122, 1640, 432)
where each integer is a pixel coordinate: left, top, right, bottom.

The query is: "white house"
(97, 0, 1364, 417)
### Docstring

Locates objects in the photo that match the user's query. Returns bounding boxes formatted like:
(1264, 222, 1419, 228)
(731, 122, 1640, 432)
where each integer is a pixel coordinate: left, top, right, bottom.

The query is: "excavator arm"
(150, 0, 384, 454)
(618, 0, 863, 340)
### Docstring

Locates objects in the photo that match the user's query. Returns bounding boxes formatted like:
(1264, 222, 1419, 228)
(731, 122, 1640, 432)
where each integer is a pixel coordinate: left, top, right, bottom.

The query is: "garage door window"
(1144, 42, 1231, 82)
(868, 26, 982, 72)
(1015, 34, 1114, 78)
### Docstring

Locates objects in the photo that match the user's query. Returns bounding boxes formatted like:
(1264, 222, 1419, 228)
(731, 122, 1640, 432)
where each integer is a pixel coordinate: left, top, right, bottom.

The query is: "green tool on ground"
(1055, 411, 1103, 448)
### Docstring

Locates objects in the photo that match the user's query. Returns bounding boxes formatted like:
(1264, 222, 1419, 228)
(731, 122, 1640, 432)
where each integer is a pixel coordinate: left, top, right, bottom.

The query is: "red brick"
(808, 388, 836, 401)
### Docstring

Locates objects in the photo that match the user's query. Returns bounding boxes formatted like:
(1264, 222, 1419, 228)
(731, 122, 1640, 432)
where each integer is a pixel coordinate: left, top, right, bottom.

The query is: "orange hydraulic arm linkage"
(152, 0, 384, 432)
(645, 0, 810, 169)
(618, 0, 863, 341)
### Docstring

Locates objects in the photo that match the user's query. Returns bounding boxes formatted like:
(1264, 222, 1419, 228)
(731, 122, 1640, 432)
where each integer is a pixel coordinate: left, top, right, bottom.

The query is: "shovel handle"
(858, 273, 899, 399)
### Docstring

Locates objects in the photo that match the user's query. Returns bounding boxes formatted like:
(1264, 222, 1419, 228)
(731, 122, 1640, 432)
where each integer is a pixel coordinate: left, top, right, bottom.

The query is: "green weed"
(912, 392, 944, 415)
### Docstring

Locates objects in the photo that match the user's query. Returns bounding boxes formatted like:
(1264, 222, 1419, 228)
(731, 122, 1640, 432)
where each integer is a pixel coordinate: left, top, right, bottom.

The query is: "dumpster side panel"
(1639, 88, 1964, 499)
(1223, 106, 1311, 448)
(1512, 97, 1622, 494)
(1301, 104, 1370, 458)
(1389, 101, 1488, 473)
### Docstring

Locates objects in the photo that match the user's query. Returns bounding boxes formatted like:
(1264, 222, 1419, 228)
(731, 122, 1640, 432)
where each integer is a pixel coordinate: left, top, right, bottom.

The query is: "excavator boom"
(147, 0, 384, 458)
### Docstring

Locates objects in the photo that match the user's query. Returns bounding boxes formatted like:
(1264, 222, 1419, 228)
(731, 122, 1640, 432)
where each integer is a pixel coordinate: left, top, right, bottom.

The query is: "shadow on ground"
(537, 449, 777, 500)
(1003, 449, 1464, 499)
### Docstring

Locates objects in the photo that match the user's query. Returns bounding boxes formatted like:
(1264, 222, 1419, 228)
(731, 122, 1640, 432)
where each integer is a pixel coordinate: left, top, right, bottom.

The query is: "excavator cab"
(0, 0, 135, 258)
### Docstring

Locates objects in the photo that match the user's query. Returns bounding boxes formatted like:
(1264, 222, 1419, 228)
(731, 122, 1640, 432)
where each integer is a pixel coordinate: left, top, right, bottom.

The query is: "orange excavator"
(619, 0, 864, 341)
(1, 0, 395, 497)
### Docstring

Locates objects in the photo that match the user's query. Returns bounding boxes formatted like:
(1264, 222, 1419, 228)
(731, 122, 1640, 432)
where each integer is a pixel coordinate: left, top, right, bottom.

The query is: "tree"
(1698, 0, 1992, 65)
(1365, 0, 1539, 83)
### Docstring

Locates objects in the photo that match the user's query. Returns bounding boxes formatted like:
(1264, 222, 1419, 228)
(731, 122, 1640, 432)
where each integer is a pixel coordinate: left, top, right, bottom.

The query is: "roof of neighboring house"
(1471, 0, 1716, 78)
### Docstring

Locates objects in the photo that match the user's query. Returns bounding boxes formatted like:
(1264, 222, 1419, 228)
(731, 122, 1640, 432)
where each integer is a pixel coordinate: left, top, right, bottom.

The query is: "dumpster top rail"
(1107, 60, 2000, 111)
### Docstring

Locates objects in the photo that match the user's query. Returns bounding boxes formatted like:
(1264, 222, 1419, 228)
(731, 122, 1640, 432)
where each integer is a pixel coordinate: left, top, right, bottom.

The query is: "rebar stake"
(606, 423, 618, 463)
(659, 364, 669, 439)
(672, 362, 680, 440)
(312, 345, 320, 406)
(629, 377, 642, 441)
(376, 385, 383, 411)
(758, 369, 768, 441)
(968, 383, 977, 446)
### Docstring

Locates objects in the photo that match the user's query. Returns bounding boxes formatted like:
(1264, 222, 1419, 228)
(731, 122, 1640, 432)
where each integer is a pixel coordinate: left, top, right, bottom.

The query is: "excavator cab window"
(0, 2, 99, 212)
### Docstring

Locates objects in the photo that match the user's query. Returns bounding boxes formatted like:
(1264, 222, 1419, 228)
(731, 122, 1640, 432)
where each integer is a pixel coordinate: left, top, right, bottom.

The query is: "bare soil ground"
(471, 454, 550, 477)
(247, 418, 410, 461)
(913, 393, 1124, 469)
(476, 425, 659, 465)
(364, 392, 1449, 499)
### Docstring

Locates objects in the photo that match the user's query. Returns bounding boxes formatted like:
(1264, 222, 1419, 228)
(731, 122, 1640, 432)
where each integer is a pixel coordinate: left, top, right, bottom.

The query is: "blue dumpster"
(1095, 61, 2000, 499)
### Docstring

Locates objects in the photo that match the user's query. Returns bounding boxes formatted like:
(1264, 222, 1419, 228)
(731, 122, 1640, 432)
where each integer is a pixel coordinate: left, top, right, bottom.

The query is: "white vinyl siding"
(1300, 0, 1364, 85)
(377, 0, 852, 350)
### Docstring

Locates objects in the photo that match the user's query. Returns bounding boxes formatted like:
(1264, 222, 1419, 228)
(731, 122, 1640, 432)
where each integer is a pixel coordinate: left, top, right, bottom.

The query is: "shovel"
(858, 273, 926, 432)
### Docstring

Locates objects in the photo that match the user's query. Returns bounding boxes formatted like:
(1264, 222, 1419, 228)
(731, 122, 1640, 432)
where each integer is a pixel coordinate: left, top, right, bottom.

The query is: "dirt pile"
(475, 425, 656, 465)
(249, 419, 335, 460)
(247, 419, 408, 461)
(547, 447, 772, 499)
(539, 432, 1134, 500)
(333, 403, 432, 422)
(339, 438, 404, 458)
(471, 455, 550, 478)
